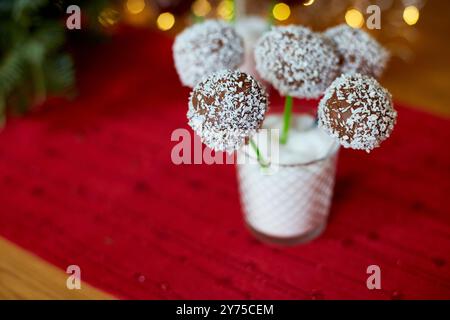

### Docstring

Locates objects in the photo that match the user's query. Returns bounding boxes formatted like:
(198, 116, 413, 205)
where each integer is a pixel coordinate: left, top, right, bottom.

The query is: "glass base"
(246, 221, 326, 246)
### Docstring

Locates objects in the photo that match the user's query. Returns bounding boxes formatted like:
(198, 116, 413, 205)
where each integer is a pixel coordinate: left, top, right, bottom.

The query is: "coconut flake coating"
(188, 70, 268, 152)
(173, 20, 244, 88)
(323, 24, 389, 78)
(254, 25, 339, 99)
(318, 73, 397, 152)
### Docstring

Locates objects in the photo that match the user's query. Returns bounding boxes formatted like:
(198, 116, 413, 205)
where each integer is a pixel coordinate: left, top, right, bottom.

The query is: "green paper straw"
(268, 0, 276, 27)
(280, 95, 293, 145)
(232, 1, 267, 168)
(250, 139, 268, 168)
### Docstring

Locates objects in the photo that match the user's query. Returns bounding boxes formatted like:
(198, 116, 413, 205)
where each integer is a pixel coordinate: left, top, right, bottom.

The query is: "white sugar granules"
(323, 24, 389, 78)
(254, 25, 339, 99)
(173, 20, 244, 88)
(318, 73, 397, 152)
(188, 70, 268, 153)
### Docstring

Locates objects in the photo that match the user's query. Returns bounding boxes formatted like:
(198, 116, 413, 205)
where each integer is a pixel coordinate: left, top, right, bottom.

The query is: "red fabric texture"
(0, 29, 449, 300)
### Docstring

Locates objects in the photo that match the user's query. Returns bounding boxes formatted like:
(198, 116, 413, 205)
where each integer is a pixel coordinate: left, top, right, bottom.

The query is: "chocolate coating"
(188, 70, 268, 152)
(254, 25, 339, 98)
(318, 73, 397, 152)
(323, 24, 389, 78)
(173, 20, 244, 88)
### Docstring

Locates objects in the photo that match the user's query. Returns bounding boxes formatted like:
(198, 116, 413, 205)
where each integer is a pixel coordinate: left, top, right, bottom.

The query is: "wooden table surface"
(0, 2, 449, 300)
(0, 238, 113, 299)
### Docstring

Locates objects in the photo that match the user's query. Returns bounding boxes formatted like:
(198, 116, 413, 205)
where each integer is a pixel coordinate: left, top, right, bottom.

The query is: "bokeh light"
(192, 0, 211, 17)
(217, 0, 234, 21)
(403, 5, 420, 25)
(303, 0, 315, 6)
(272, 3, 291, 21)
(98, 8, 120, 27)
(345, 8, 364, 28)
(157, 12, 175, 31)
(126, 0, 145, 15)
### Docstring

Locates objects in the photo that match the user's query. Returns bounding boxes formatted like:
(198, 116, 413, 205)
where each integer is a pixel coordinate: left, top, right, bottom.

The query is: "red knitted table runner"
(0, 28, 449, 299)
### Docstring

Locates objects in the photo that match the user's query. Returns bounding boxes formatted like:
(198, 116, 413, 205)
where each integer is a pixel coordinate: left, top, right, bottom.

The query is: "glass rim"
(240, 140, 340, 168)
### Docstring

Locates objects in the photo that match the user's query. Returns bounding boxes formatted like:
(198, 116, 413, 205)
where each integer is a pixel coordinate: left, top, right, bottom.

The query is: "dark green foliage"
(0, 0, 108, 126)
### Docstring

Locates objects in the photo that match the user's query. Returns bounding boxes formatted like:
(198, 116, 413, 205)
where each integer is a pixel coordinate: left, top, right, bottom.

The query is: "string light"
(123, 4, 153, 26)
(98, 8, 120, 27)
(345, 8, 364, 28)
(217, 0, 234, 21)
(126, 0, 145, 15)
(303, 0, 315, 6)
(192, 0, 211, 17)
(157, 12, 175, 31)
(272, 3, 291, 21)
(403, 5, 419, 26)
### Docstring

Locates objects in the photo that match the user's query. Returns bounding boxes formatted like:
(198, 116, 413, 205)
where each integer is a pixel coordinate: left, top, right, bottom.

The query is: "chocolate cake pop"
(188, 70, 268, 152)
(254, 25, 339, 99)
(173, 20, 244, 88)
(318, 73, 397, 152)
(323, 24, 389, 78)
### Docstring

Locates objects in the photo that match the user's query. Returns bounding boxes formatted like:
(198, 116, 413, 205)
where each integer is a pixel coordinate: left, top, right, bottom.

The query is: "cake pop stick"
(255, 25, 339, 143)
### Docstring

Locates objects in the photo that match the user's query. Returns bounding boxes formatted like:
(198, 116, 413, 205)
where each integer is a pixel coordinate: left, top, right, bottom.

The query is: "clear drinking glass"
(236, 142, 339, 245)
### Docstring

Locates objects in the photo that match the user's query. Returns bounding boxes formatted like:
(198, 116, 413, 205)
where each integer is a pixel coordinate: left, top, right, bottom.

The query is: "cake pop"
(323, 24, 389, 78)
(188, 70, 268, 152)
(318, 73, 397, 152)
(254, 25, 339, 99)
(173, 20, 244, 88)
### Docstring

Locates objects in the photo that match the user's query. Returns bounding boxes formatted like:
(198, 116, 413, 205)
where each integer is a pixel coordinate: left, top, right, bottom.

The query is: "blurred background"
(1, 0, 450, 300)
(1, 0, 449, 124)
